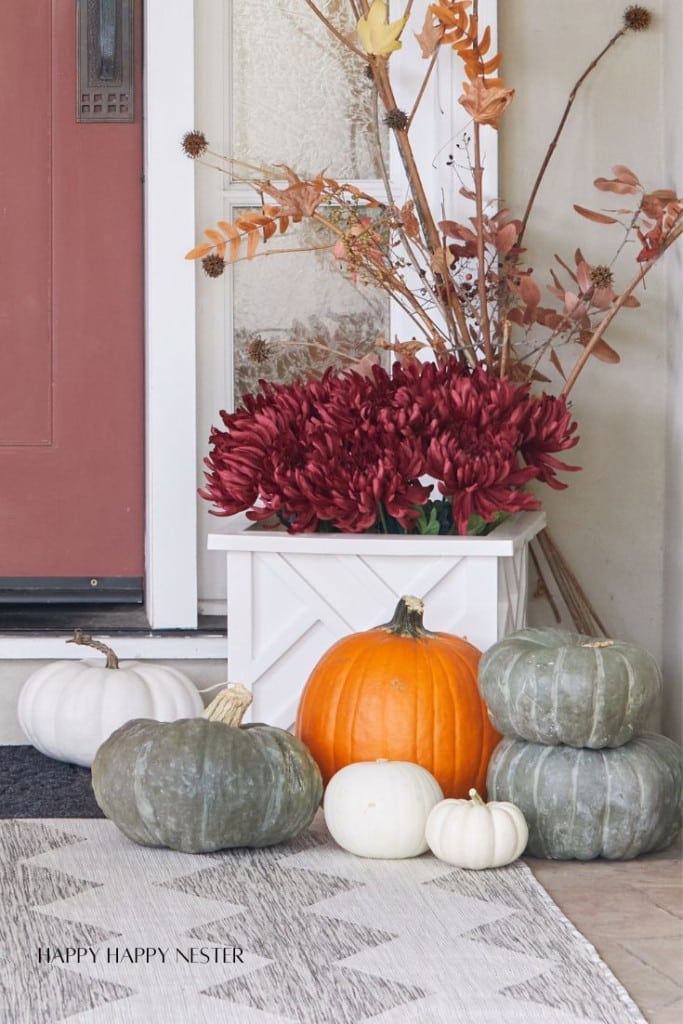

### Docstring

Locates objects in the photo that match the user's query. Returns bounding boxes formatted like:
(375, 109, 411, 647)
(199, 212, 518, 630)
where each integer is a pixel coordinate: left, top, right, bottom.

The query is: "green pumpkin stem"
(202, 683, 253, 726)
(66, 629, 119, 669)
(382, 595, 433, 638)
(469, 788, 486, 806)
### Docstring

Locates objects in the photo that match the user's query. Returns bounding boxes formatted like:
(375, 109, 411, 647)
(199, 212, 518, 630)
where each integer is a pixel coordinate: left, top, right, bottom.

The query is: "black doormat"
(0, 746, 104, 818)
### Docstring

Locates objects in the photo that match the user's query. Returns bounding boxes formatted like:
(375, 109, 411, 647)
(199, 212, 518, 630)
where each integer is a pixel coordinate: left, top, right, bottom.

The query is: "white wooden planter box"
(208, 509, 546, 728)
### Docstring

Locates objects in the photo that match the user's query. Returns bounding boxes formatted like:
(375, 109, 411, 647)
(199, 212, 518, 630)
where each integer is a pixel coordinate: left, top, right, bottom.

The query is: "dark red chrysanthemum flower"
(519, 393, 580, 488)
(199, 356, 580, 534)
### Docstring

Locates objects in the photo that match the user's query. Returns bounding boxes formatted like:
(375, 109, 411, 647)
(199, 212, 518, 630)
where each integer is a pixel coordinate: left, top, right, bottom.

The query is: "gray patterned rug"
(0, 813, 646, 1024)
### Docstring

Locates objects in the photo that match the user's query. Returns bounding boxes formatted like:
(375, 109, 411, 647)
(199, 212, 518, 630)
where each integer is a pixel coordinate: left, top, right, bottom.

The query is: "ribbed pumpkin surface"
(92, 716, 323, 853)
(479, 627, 661, 748)
(295, 597, 501, 798)
(487, 732, 683, 860)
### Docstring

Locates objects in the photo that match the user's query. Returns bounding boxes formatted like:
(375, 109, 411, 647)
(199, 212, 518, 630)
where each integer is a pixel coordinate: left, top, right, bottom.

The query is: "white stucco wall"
(662, 3, 683, 745)
(500, 3, 678, 723)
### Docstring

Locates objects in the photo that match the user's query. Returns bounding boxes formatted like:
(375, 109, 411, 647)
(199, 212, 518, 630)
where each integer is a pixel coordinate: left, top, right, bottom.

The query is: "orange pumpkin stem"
(382, 595, 434, 639)
(66, 629, 119, 669)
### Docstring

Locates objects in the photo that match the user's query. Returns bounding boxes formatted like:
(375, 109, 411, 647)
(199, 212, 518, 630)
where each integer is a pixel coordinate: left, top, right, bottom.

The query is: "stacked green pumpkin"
(479, 628, 683, 860)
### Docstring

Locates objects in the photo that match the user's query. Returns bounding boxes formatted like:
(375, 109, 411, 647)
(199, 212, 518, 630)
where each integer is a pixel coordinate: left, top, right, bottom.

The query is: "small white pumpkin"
(17, 631, 204, 767)
(323, 759, 443, 859)
(426, 788, 528, 869)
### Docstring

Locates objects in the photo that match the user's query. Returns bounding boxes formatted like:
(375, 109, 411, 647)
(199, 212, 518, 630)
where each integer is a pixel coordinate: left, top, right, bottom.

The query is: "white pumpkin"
(323, 759, 443, 859)
(426, 789, 528, 869)
(17, 631, 204, 767)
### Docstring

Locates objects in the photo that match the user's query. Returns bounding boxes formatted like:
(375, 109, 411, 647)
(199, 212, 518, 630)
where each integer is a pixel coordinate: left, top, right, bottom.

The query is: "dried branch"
(561, 219, 683, 396)
(518, 27, 627, 245)
(301, 0, 368, 59)
(532, 529, 608, 636)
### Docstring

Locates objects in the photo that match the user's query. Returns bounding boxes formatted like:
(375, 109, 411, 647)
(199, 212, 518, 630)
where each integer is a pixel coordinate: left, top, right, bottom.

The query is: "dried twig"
(532, 529, 608, 636)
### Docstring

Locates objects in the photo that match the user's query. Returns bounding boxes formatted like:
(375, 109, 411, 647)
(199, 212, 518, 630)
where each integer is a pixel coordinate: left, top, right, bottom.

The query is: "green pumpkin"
(92, 684, 323, 853)
(487, 732, 683, 860)
(479, 628, 661, 748)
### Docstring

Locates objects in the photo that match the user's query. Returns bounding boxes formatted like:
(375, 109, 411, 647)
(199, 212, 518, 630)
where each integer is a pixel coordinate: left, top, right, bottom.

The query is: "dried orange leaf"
(591, 288, 615, 311)
(400, 201, 420, 240)
(479, 52, 503, 75)
(594, 177, 641, 196)
(185, 242, 213, 261)
(204, 229, 226, 259)
(430, 248, 455, 275)
(537, 308, 564, 330)
(549, 348, 566, 379)
(217, 220, 240, 240)
(641, 190, 678, 219)
(519, 274, 541, 306)
(573, 204, 619, 225)
(244, 226, 260, 260)
(579, 332, 620, 363)
(342, 183, 380, 205)
(478, 24, 491, 55)
(459, 78, 514, 130)
(415, 10, 444, 57)
(576, 261, 591, 292)
(439, 220, 477, 243)
(611, 165, 641, 187)
(262, 220, 277, 242)
(495, 222, 518, 254)
(509, 361, 551, 383)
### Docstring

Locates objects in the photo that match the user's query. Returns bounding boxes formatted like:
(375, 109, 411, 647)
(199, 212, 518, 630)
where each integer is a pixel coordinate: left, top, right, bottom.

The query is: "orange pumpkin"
(295, 595, 501, 798)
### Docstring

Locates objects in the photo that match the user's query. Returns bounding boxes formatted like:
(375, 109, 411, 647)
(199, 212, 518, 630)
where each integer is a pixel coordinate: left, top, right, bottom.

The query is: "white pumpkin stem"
(66, 629, 119, 669)
(582, 640, 615, 649)
(202, 683, 253, 726)
(469, 788, 486, 806)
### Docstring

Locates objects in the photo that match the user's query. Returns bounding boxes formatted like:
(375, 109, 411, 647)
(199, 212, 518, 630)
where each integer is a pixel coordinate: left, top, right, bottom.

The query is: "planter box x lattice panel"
(209, 511, 545, 728)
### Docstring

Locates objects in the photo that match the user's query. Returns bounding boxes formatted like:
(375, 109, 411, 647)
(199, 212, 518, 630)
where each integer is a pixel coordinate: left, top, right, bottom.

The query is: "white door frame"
(143, 0, 198, 628)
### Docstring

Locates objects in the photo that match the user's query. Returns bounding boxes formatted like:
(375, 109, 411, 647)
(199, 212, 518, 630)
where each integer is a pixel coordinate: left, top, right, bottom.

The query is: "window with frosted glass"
(229, 0, 389, 404)
(231, 0, 387, 180)
(232, 211, 388, 398)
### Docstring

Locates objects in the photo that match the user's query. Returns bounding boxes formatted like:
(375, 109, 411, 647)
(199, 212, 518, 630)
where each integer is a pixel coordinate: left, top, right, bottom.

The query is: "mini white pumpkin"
(323, 759, 443, 859)
(426, 789, 528, 869)
(17, 631, 204, 767)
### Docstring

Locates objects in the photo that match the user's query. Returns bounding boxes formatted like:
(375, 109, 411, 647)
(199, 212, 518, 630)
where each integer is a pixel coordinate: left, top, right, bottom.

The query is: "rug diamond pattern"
(0, 816, 647, 1024)
(0, 821, 132, 1024)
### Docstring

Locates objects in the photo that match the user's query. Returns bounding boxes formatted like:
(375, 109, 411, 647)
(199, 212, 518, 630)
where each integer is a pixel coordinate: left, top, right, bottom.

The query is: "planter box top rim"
(208, 510, 546, 557)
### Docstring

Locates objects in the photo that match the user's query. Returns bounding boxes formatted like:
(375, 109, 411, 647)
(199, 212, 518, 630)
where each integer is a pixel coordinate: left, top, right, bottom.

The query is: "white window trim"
(142, 0, 498, 630)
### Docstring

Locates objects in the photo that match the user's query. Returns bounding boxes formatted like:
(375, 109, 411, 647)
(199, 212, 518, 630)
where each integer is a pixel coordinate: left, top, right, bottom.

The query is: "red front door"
(0, 1, 144, 598)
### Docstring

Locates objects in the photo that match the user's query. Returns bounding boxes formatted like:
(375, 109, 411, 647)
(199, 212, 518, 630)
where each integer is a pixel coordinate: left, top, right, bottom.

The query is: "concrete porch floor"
(525, 836, 682, 1023)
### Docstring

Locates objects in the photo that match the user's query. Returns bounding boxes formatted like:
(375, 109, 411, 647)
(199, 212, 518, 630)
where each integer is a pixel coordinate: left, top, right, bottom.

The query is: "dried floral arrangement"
(186, 1, 681, 538)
